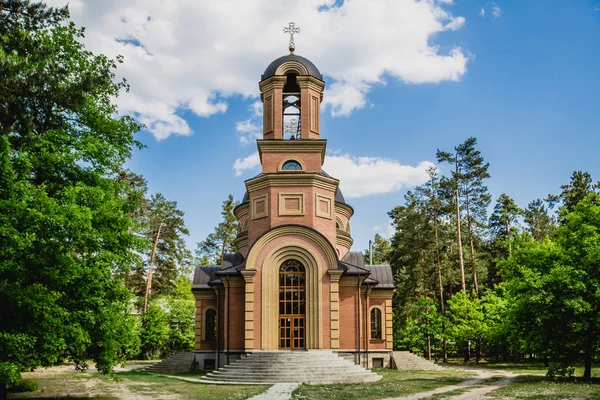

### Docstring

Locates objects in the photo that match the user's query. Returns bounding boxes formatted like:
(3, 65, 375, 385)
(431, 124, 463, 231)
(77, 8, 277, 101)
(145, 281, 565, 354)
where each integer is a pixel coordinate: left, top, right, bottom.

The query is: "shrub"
(8, 379, 39, 393)
(546, 364, 575, 379)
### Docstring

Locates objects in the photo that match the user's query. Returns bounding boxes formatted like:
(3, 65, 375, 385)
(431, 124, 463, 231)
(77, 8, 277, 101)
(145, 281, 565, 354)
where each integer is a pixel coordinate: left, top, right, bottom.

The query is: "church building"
(192, 32, 395, 371)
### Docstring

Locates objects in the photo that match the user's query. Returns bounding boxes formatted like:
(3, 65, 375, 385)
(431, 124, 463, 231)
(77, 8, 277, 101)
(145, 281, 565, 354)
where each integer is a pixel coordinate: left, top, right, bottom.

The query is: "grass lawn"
(488, 375, 600, 399)
(9, 368, 268, 400)
(290, 369, 474, 400)
(442, 361, 600, 377)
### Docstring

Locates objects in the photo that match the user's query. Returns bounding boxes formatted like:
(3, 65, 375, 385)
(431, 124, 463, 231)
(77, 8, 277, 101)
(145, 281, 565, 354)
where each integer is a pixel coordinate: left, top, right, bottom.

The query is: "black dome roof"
(262, 54, 322, 81)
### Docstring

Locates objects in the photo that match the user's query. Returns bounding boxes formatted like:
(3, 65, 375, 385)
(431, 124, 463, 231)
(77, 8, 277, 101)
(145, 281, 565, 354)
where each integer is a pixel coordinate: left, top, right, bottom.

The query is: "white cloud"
(233, 152, 260, 176)
(492, 4, 502, 18)
(231, 151, 433, 198)
(323, 153, 434, 198)
(479, 8, 485, 17)
(47, 0, 470, 140)
(235, 119, 261, 146)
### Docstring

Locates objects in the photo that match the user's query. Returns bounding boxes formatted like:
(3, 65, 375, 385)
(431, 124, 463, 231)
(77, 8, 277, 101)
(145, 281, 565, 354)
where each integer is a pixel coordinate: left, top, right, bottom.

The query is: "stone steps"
(201, 351, 382, 384)
(145, 352, 195, 373)
(392, 351, 443, 371)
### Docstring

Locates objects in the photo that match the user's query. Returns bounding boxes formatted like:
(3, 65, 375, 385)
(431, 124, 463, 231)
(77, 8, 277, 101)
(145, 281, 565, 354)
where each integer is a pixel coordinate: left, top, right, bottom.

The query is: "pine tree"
(364, 234, 392, 264)
(415, 166, 450, 361)
(523, 198, 556, 241)
(489, 194, 522, 240)
(143, 193, 189, 312)
(559, 171, 597, 214)
(437, 137, 491, 295)
(196, 194, 239, 265)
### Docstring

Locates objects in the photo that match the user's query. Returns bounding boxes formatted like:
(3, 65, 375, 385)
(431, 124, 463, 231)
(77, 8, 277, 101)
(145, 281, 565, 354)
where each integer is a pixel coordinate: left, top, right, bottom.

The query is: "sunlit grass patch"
(487, 375, 600, 399)
(291, 369, 473, 400)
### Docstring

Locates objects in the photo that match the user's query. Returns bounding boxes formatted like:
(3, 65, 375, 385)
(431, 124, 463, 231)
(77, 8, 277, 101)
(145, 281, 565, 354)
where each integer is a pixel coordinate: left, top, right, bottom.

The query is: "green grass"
(291, 369, 474, 400)
(442, 361, 600, 377)
(487, 375, 600, 399)
(9, 369, 268, 400)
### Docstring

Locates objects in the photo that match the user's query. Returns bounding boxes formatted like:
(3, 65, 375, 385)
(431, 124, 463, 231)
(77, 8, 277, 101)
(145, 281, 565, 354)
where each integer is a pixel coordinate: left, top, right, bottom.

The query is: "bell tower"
(233, 23, 354, 262)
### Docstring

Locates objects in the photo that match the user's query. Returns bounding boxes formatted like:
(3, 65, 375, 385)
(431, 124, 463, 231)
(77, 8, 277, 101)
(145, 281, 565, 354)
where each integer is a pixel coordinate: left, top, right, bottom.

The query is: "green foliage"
(396, 297, 444, 358)
(546, 364, 575, 379)
(364, 234, 392, 264)
(7, 379, 38, 393)
(0, 0, 145, 385)
(140, 303, 170, 359)
(447, 291, 486, 345)
(523, 198, 556, 241)
(196, 194, 239, 265)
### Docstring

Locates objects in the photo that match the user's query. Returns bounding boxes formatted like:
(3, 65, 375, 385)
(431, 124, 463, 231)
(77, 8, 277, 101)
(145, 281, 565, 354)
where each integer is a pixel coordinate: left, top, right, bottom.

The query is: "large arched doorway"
(279, 259, 306, 350)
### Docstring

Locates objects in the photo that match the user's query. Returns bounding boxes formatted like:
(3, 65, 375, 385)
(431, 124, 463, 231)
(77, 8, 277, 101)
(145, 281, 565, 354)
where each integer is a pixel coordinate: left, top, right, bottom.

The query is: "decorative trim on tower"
(279, 193, 305, 216)
(315, 194, 333, 219)
(252, 194, 269, 220)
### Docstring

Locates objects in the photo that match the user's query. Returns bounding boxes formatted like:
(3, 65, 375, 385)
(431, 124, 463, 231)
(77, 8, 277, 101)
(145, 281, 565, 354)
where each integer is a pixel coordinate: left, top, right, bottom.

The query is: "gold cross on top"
(283, 22, 300, 54)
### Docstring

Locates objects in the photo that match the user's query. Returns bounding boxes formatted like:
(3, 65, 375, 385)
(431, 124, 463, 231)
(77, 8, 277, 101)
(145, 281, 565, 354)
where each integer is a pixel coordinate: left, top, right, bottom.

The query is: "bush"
(8, 379, 39, 393)
(546, 364, 575, 379)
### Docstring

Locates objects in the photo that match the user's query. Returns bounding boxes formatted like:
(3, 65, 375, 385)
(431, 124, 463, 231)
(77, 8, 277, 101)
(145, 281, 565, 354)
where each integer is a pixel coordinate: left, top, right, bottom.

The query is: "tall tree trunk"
(0, 383, 6, 400)
(433, 214, 447, 362)
(583, 322, 594, 381)
(465, 194, 479, 297)
(144, 220, 163, 313)
(220, 233, 226, 265)
(454, 159, 466, 292)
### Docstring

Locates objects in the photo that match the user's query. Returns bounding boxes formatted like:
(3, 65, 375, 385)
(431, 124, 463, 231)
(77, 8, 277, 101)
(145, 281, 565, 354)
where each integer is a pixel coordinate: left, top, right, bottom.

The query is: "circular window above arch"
(278, 158, 306, 172)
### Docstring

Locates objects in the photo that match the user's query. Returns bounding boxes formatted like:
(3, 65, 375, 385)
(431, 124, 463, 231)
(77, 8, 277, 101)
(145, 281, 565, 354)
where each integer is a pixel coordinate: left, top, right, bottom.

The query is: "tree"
(364, 234, 392, 264)
(0, 1, 142, 395)
(396, 297, 443, 361)
(143, 193, 189, 312)
(489, 194, 522, 240)
(416, 166, 450, 361)
(447, 291, 487, 363)
(196, 194, 239, 265)
(559, 171, 596, 213)
(438, 138, 491, 296)
(501, 195, 600, 379)
(523, 198, 556, 241)
(436, 149, 467, 292)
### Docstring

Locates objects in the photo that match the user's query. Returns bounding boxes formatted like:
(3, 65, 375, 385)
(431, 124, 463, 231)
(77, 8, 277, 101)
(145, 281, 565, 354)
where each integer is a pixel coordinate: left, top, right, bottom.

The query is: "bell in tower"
(259, 23, 325, 141)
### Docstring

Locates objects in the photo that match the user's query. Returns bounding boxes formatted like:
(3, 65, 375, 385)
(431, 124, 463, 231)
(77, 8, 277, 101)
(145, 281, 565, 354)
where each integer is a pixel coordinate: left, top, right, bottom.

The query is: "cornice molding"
(257, 140, 327, 164)
(245, 173, 339, 194)
(335, 202, 354, 219)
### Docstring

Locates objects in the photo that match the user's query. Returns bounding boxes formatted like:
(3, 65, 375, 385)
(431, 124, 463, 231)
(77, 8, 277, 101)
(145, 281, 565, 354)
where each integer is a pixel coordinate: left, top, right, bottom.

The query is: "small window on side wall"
(370, 308, 382, 340)
(205, 308, 217, 341)
(282, 160, 302, 171)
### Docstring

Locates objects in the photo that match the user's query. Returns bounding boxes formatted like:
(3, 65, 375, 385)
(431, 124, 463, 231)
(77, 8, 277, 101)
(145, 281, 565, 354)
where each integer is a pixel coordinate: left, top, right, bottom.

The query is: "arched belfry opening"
(282, 74, 301, 140)
(259, 51, 325, 140)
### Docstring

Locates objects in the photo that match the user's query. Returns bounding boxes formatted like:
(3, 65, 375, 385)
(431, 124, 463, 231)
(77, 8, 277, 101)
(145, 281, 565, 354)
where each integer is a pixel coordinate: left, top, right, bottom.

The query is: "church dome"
(261, 54, 323, 81)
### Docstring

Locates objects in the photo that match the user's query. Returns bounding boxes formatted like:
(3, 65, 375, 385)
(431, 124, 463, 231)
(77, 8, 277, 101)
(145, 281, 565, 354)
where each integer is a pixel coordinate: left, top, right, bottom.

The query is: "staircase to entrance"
(201, 351, 382, 384)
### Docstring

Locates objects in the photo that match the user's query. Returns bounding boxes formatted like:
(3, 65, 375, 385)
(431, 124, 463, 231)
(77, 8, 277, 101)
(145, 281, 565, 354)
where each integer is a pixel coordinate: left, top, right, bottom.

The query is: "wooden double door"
(279, 260, 306, 350)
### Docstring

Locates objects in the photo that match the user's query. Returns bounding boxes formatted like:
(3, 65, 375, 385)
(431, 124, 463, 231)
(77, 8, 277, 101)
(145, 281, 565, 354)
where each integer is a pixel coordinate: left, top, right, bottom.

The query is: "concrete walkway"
(248, 383, 299, 400)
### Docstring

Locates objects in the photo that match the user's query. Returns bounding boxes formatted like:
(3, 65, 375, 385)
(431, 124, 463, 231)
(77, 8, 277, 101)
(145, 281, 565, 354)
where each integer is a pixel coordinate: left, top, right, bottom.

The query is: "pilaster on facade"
(240, 269, 257, 351)
(327, 269, 343, 349)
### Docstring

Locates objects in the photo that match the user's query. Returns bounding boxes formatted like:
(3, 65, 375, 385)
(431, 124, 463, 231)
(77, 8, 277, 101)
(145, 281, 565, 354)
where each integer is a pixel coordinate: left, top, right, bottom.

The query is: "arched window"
(370, 308, 382, 340)
(336, 216, 345, 231)
(282, 160, 302, 171)
(205, 308, 217, 341)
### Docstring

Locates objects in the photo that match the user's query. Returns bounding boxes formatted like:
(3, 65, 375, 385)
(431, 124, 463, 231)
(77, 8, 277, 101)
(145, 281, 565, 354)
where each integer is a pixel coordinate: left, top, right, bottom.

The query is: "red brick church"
(192, 39, 394, 371)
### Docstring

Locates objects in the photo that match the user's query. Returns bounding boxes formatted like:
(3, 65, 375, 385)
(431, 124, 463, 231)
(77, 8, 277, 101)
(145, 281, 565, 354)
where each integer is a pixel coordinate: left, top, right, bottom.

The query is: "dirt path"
(382, 369, 518, 400)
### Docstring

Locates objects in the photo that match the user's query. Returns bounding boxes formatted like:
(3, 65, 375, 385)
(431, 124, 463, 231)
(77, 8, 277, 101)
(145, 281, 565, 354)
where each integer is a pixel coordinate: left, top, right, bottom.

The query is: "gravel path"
(382, 369, 518, 400)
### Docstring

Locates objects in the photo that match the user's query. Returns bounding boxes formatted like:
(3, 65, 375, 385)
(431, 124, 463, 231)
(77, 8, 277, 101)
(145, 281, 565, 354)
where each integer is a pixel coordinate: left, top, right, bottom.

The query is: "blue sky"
(55, 0, 600, 254)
